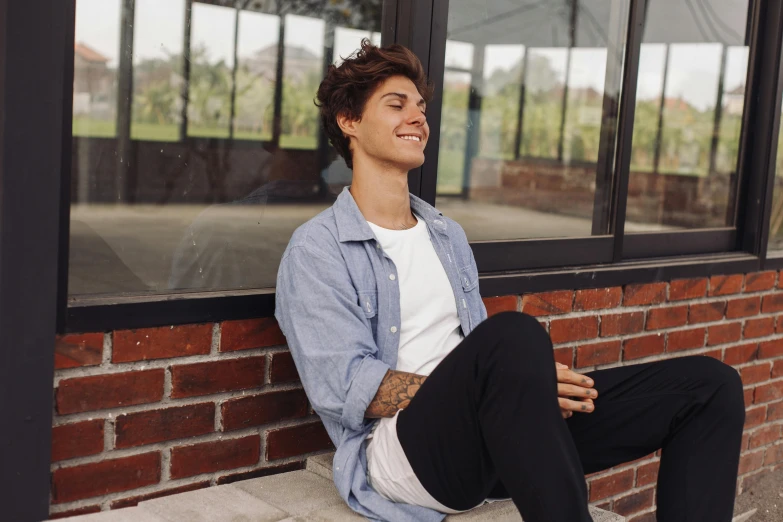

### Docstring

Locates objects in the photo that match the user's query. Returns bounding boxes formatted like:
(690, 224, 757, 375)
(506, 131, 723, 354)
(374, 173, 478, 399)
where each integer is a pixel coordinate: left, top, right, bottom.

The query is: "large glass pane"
(434, 0, 629, 241)
(626, 0, 750, 230)
(69, 1, 382, 297)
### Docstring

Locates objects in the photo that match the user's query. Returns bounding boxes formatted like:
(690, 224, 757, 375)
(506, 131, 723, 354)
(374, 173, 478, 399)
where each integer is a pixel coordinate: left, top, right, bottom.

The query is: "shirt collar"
(333, 186, 446, 243)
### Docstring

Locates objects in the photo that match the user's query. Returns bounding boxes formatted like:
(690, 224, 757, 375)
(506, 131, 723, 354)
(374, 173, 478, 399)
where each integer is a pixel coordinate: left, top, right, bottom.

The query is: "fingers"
(559, 397, 595, 413)
(557, 367, 595, 388)
(558, 382, 597, 399)
(555, 362, 569, 370)
(561, 408, 573, 419)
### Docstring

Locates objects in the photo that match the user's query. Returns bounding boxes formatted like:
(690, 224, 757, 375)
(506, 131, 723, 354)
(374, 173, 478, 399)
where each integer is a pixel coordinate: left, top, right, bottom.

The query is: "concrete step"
(52, 453, 626, 522)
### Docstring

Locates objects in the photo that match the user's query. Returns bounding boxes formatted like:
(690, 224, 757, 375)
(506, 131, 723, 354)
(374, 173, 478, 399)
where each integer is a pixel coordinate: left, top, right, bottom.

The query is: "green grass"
(280, 135, 317, 149)
(73, 118, 116, 138)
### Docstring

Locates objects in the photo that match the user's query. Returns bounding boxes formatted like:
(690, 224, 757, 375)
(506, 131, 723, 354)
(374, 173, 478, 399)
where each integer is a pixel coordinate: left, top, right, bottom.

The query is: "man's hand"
(556, 362, 597, 418)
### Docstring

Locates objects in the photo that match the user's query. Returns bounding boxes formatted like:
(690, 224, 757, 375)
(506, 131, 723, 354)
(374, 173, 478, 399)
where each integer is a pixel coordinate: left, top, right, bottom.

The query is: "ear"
(336, 112, 360, 141)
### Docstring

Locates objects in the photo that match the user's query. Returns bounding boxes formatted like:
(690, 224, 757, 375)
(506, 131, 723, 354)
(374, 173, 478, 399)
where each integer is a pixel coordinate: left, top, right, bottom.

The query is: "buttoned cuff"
(342, 355, 391, 432)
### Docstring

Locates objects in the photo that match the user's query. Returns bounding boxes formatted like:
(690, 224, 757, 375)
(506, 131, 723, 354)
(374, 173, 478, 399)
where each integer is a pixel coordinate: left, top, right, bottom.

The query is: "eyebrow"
(380, 92, 427, 108)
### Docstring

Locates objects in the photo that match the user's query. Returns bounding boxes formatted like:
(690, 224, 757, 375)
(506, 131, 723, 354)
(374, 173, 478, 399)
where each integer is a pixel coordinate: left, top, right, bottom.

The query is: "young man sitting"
(275, 40, 745, 522)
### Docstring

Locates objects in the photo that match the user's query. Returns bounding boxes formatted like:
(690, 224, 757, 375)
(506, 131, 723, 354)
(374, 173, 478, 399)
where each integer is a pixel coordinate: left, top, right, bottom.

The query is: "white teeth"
(398, 135, 421, 141)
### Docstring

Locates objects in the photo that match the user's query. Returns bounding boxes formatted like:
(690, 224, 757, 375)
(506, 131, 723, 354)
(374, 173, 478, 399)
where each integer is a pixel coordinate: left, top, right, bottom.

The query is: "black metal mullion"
(738, 0, 783, 263)
(228, 5, 241, 140)
(472, 236, 613, 273)
(179, 0, 192, 141)
(652, 44, 669, 176)
(513, 50, 528, 159)
(611, 0, 646, 262)
(115, 0, 135, 202)
(1, 0, 68, 518)
(271, 11, 286, 148)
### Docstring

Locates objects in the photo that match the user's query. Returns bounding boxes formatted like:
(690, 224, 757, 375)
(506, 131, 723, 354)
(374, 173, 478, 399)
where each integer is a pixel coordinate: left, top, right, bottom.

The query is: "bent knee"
(480, 312, 554, 365)
(683, 356, 745, 424)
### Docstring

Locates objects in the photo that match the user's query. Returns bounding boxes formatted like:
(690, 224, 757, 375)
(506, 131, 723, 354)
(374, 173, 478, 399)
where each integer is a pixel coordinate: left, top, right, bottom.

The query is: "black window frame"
(43, 0, 783, 332)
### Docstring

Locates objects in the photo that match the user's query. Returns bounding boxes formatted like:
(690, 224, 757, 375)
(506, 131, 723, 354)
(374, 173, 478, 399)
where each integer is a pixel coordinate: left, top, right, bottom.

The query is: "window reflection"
(627, 0, 750, 230)
(69, 0, 381, 297)
(435, 0, 628, 240)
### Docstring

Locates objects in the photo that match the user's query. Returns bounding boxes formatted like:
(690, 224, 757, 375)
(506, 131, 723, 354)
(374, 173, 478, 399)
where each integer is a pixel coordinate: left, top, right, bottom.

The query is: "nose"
(407, 107, 426, 126)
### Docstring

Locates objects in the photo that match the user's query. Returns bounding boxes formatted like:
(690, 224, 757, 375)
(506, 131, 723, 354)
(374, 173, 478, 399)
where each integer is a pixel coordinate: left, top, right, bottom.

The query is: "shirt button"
(390, 326, 398, 333)
(389, 274, 396, 281)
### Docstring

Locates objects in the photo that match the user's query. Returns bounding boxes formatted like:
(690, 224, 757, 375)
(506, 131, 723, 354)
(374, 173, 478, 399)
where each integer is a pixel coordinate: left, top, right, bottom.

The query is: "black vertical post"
(0, 0, 68, 519)
(317, 20, 336, 181)
(652, 44, 669, 175)
(115, 0, 135, 202)
(228, 5, 241, 140)
(461, 44, 484, 199)
(179, 0, 192, 141)
(557, 0, 578, 163)
(708, 44, 728, 177)
(272, 13, 286, 148)
(513, 50, 528, 159)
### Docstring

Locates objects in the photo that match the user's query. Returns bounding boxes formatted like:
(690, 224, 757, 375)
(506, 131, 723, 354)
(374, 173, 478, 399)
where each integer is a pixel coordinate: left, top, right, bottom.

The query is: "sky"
(75, 0, 750, 113)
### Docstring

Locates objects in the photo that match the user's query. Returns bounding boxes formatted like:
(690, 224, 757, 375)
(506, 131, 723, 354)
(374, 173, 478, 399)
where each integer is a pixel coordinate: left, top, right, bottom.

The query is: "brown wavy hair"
(315, 39, 433, 169)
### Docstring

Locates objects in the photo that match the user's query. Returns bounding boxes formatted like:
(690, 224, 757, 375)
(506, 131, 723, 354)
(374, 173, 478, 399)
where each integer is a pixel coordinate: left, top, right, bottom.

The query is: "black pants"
(396, 312, 745, 522)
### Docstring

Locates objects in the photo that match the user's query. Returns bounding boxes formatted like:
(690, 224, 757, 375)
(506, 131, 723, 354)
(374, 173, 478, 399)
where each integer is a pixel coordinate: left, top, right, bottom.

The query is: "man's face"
(342, 75, 429, 171)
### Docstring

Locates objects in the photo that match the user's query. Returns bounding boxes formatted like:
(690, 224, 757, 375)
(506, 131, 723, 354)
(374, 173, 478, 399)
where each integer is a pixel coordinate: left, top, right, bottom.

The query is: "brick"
(689, 301, 726, 323)
(521, 291, 573, 316)
(222, 389, 308, 431)
(703, 349, 723, 360)
(759, 339, 783, 359)
(575, 341, 621, 368)
(170, 435, 261, 479)
(738, 450, 765, 475)
(669, 278, 707, 301)
(171, 356, 266, 398)
(767, 400, 783, 421)
(115, 403, 215, 448)
(51, 420, 104, 462)
(745, 405, 767, 427)
(217, 461, 304, 485)
(777, 315, 783, 333)
(635, 461, 659, 487)
(270, 351, 299, 384)
(221, 318, 286, 352)
(726, 296, 761, 319)
(110, 481, 211, 509)
(755, 381, 783, 403)
(613, 488, 655, 517)
(574, 287, 622, 311)
(774, 360, 783, 378)
(741, 468, 772, 490)
(724, 343, 758, 365)
(589, 469, 635, 501)
(51, 452, 160, 503)
(624, 283, 667, 306)
(764, 443, 783, 465)
(707, 322, 742, 346)
(646, 305, 688, 330)
(745, 271, 777, 292)
(49, 506, 102, 519)
(113, 324, 212, 363)
(744, 388, 754, 407)
(744, 317, 775, 339)
(623, 334, 665, 360)
(56, 369, 164, 415)
(554, 347, 574, 367)
(741, 433, 750, 450)
(762, 293, 783, 314)
(749, 425, 781, 449)
(667, 328, 706, 352)
(709, 274, 743, 296)
(266, 421, 334, 461)
(601, 312, 644, 337)
(549, 316, 599, 344)
(55, 333, 103, 369)
(741, 363, 771, 386)
(482, 296, 518, 316)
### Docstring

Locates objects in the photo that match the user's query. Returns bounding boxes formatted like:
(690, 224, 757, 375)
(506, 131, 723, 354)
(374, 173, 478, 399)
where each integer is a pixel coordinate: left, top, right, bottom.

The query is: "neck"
(349, 154, 415, 228)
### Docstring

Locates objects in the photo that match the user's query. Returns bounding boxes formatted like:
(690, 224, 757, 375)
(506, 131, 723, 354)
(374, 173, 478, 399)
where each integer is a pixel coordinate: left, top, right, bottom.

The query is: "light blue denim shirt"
(275, 186, 488, 522)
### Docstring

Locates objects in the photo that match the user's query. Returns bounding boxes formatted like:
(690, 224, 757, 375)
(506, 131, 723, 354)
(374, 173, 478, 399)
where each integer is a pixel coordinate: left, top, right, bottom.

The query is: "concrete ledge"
(52, 453, 626, 522)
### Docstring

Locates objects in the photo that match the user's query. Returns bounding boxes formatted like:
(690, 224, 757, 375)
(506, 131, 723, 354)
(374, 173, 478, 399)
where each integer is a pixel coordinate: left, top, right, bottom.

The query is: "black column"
(0, 0, 69, 519)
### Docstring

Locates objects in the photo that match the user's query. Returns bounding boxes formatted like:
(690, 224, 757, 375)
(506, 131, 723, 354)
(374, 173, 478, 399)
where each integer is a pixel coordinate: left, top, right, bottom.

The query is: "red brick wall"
(50, 271, 783, 520)
(49, 319, 333, 519)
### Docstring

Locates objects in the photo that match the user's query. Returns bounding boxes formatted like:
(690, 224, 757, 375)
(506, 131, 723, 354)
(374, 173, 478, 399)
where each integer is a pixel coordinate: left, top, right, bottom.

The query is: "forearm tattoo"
(365, 370, 427, 418)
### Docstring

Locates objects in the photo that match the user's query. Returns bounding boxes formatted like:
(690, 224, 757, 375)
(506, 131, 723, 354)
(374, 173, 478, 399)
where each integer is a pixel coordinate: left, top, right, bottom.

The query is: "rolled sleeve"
(342, 355, 390, 432)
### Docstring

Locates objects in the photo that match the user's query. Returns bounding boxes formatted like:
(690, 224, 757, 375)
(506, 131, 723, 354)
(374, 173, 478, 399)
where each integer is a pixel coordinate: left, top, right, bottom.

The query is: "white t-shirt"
(364, 215, 472, 514)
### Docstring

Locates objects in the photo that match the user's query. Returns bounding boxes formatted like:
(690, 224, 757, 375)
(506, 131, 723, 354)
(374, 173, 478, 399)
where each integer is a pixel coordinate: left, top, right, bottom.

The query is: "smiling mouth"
(397, 134, 422, 142)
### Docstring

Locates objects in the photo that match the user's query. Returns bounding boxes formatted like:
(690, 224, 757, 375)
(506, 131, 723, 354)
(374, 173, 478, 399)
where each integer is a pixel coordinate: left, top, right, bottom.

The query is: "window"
(68, 0, 383, 298)
(626, 0, 751, 231)
(433, 0, 629, 244)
